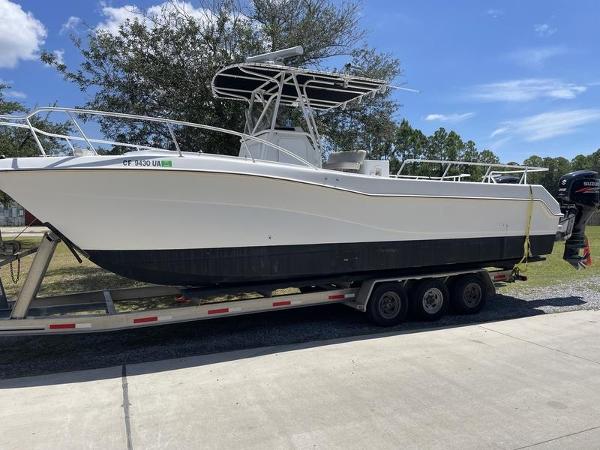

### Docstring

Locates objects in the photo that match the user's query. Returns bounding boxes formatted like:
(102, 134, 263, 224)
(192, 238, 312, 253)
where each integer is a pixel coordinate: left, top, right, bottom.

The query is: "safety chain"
(10, 255, 21, 284)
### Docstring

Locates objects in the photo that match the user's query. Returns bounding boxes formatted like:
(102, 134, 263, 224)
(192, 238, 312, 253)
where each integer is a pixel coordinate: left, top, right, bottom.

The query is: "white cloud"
(425, 112, 475, 123)
(487, 136, 511, 151)
(6, 89, 26, 99)
(534, 23, 557, 37)
(508, 45, 567, 68)
(492, 109, 600, 142)
(147, 1, 217, 23)
(97, 4, 143, 34)
(486, 9, 503, 18)
(490, 127, 508, 138)
(471, 79, 587, 102)
(97, 1, 223, 35)
(60, 16, 81, 34)
(0, 0, 47, 68)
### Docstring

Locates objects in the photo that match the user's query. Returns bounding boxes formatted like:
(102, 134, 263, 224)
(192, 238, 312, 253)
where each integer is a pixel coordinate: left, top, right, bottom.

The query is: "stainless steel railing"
(395, 158, 548, 184)
(0, 106, 318, 169)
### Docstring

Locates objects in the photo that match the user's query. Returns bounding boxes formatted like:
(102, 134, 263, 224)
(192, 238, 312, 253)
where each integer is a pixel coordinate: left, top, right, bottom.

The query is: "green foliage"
(0, 83, 25, 116)
(523, 153, 600, 197)
(44, 2, 257, 155)
(500, 225, 600, 291)
(252, 0, 363, 64)
(0, 84, 73, 204)
(390, 119, 499, 179)
(42, 0, 373, 155)
(318, 47, 400, 159)
(0, 84, 72, 158)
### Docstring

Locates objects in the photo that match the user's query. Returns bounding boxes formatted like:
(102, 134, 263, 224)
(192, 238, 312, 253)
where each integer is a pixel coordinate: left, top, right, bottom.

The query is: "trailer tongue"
(556, 170, 600, 269)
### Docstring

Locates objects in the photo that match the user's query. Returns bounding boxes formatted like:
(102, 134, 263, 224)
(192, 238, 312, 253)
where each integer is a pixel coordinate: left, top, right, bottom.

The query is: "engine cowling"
(556, 170, 600, 268)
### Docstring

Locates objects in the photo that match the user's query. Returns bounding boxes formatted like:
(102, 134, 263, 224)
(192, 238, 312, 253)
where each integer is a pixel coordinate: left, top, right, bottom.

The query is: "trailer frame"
(0, 232, 517, 336)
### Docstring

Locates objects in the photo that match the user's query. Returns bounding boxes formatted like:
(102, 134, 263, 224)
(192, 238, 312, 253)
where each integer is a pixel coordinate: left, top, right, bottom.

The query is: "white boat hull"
(0, 154, 561, 286)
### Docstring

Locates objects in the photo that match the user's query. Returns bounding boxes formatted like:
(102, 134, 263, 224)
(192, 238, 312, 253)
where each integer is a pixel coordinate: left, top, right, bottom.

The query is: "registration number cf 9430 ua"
(122, 159, 173, 167)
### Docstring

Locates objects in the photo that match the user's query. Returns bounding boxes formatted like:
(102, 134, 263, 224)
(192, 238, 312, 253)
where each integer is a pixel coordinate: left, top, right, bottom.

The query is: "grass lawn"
(0, 238, 143, 299)
(499, 225, 600, 293)
(1, 226, 600, 300)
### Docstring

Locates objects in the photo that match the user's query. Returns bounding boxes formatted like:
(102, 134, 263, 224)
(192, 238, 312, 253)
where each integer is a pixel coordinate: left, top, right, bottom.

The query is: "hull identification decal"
(122, 159, 173, 167)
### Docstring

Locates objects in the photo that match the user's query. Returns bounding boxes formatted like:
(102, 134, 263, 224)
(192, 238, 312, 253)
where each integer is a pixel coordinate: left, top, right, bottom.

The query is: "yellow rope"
(512, 184, 534, 277)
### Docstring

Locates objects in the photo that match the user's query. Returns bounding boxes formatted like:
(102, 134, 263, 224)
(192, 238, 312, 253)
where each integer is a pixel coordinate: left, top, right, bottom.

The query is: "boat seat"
(323, 150, 367, 172)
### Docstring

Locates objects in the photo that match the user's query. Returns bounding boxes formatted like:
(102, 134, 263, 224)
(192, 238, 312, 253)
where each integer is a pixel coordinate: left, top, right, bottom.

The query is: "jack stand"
(0, 228, 39, 317)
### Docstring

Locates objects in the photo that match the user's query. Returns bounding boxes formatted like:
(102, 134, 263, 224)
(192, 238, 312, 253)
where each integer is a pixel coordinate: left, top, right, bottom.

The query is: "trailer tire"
(366, 283, 408, 326)
(450, 274, 487, 314)
(410, 279, 449, 321)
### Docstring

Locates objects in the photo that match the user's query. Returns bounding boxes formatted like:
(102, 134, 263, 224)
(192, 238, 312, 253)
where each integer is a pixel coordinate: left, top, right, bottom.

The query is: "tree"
(252, 0, 363, 64)
(0, 84, 71, 203)
(0, 84, 71, 158)
(523, 154, 591, 197)
(541, 156, 571, 197)
(318, 47, 400, 158)
(571, 154, 589, 171)
(42, 0, 397, 157)
(389, 119, 503, 180)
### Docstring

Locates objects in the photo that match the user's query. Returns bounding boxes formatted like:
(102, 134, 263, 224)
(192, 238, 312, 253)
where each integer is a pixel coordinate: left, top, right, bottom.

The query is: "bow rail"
(0, 106, 319, 169)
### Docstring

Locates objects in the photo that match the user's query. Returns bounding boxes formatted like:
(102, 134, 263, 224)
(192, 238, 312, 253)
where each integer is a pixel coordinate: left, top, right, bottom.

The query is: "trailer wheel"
(410, 279, 449, 321)
(450, 274, 487, 314)
(366, 283, 408, 326)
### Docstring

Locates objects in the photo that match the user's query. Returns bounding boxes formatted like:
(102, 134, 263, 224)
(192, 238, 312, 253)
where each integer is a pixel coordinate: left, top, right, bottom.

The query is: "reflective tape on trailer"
(48, 323, 92, 330)
(133, 315, 173, 324)
(18, 289, 360, 335)
(207, 307, 242, 315)
(272, 299, 302, 307)
(328, 293, 356, 300)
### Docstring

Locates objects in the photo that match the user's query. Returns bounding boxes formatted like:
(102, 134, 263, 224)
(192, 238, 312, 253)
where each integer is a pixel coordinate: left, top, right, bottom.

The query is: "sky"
(0, 0, 599, 162)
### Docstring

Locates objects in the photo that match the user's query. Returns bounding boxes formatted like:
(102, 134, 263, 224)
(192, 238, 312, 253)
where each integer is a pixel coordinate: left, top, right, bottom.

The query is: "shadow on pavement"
(0, 292, 586, 385)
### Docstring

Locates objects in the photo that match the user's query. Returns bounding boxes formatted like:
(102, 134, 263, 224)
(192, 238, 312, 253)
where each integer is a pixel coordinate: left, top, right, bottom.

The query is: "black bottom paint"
(85, 235, 556, 287)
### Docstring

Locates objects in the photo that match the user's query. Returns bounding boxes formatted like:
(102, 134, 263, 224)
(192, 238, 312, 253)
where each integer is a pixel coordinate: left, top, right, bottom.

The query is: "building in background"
(0, 202, 25, 226)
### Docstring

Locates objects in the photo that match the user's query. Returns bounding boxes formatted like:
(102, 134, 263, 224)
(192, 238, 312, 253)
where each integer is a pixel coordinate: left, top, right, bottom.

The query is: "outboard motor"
(556, 170, 600, 268)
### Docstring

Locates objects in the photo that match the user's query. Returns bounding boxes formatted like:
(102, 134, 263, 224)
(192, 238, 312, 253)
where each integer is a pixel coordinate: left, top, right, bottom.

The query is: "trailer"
(0, 231, 521, 336)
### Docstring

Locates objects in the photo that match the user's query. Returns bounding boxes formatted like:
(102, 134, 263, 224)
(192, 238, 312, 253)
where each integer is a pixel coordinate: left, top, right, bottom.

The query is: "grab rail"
(0, 107, 319, 169)
(396, 159, 548, 184)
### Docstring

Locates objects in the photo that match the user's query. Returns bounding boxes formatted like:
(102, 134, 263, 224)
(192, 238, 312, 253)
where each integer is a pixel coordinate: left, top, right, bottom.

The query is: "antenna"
(246, 46, 304, 64)
(389, 85, 421, 94)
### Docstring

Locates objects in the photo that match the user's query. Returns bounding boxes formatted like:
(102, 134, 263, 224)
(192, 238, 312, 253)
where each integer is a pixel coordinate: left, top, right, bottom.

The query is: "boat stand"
(0, 230, 41, 317)
(9, 231, 59, 319)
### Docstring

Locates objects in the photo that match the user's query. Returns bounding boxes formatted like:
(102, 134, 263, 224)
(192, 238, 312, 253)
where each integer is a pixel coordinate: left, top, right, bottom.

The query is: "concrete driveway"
(1, 310, 600, 449)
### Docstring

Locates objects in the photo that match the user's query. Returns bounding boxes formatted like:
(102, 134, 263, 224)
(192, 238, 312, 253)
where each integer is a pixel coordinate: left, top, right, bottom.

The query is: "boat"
(0, 47, 597, 287)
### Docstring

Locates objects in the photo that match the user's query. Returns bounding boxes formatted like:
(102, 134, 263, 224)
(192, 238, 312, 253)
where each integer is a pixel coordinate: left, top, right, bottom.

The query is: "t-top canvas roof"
(211, 62, 388, 111)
